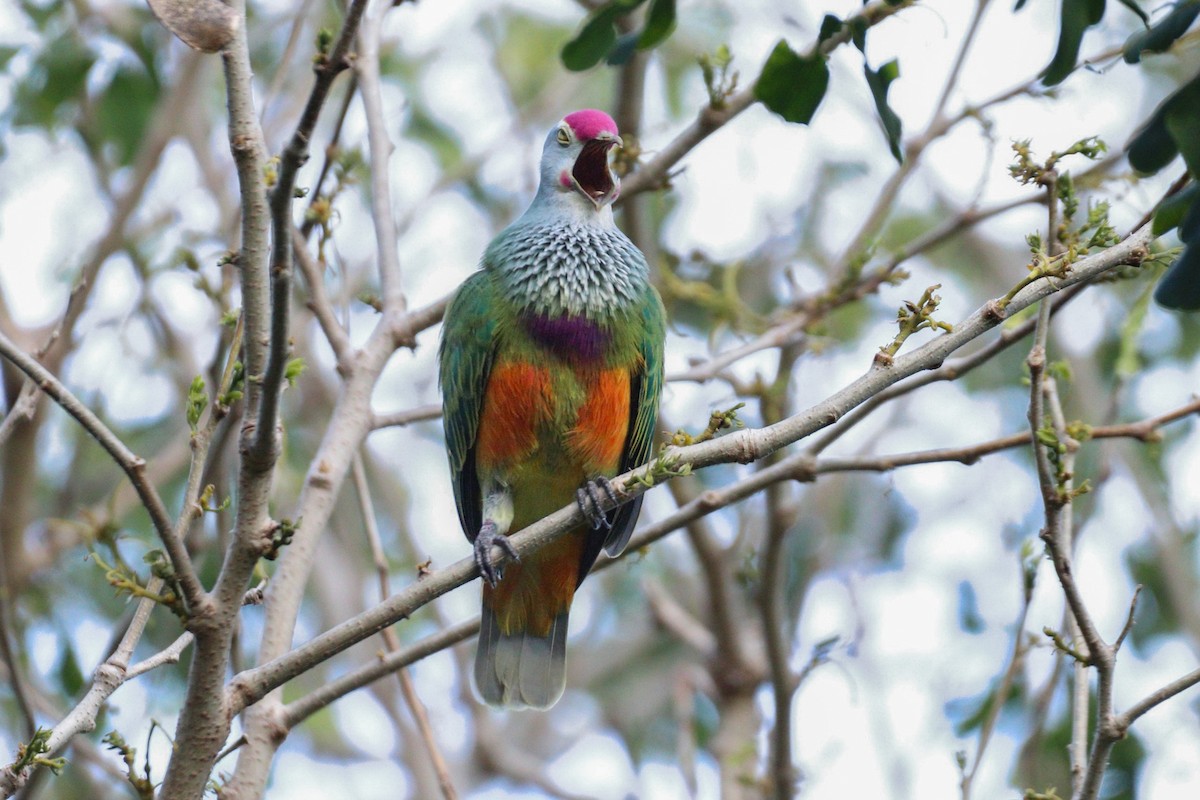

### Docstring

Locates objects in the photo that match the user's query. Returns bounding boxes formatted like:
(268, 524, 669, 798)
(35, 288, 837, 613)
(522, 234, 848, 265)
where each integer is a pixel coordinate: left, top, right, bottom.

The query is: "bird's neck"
(488, 210, 648, 322)
(527, 185, 616, 228)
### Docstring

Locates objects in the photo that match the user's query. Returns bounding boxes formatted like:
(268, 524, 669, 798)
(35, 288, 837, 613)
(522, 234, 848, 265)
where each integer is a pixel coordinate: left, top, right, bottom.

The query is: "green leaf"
(818, 14, 843, 43)
(284, 357, 307, 388)
(1127, 104, 1177, 174)
(1124, 0, 1200, 63)
(93, 63, 160, 166)
(606, 31, 640, 65)
(1128, 71, 1200, 174)
(1042, 0, 1106, 86)
(18, 0, 66, 30)
(864, 58, 903, 163)
(0, 46, 19, 71)
(1183, 190, 1200, 242)
(12, 32, 95, 129)
(754, 40, 830, 125)
(1163, 76, 1200, 175)
(956, 581, 985, 634)
(636, 0, 676, 49)
(849, 16, 868, 52)
(1155, 241, 1200, 310)
(561, 5, 621, 71)
(1116, 279, 1154, 377)
(56, 639, 84, 695)
(1152, 182, 1200, 236)
(186, 375, 207, 431)
(1116, 0, 1151, 25)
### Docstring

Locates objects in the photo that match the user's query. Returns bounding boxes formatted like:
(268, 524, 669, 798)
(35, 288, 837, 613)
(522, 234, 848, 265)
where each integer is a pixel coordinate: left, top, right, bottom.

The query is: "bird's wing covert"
(603, 286, 666, 557)
(439, 272, 498, 541)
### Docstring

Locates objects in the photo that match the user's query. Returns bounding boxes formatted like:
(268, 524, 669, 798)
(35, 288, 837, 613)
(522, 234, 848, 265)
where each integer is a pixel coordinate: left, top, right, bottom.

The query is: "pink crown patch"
(563, 109, 619, 140)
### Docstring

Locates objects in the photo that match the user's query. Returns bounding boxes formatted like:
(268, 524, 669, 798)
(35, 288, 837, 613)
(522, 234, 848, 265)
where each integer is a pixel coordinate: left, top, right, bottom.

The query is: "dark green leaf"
(1152, 182, 1200, 236)
(754, 40, 830, 125)
(606, 31, 640, 65)
(561, 5, 621, 71)
(56, 639, 84, 696)
(1014, 0, 1029, 10)
(946, 679, 1023, 736)
(818, 14, 843, 43)
(957, 581, 985, 634)
(864, 58, 903, 163)
(1127, 104, 1177, 174)
(849, 17, 868, 52)
(0, 46, 19, 71)
(636, 0, 676, 49)
(1155, 241, 1200, 310)
(1181, 189, 1200, 242)
(19, 0, 66, 30)
(1042, 0, 1106, 86)
(1124, 0, 1200, 63)
(1163, 75, 1200, 174)
(93, 64, 160, 166)
(11, 32, 95, 129)
(1116, 0, 1150, 24)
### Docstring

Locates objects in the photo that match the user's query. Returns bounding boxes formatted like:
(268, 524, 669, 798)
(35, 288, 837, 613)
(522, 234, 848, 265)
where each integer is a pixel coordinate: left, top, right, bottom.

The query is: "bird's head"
(539, 109, 622, 212)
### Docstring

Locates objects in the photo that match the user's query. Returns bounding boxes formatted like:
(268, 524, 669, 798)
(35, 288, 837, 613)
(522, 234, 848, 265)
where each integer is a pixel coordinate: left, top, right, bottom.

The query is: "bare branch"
(252, 0, 370, 466)
(292, 228, 354, 366)
(372, 403, 442, 430)
(352, 454, 458, 800)
(2, 582, 171, 796)
(0, 331, 205, 610)
(356, 0, 407, 313)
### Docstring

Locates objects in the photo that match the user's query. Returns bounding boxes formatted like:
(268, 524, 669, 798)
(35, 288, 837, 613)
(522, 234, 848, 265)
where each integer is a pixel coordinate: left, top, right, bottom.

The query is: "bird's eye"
(556, 128, 571, 146)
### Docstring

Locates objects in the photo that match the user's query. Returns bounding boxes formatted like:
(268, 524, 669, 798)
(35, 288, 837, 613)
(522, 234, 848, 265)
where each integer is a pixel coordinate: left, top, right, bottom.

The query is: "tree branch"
(0, 331, 205, 611)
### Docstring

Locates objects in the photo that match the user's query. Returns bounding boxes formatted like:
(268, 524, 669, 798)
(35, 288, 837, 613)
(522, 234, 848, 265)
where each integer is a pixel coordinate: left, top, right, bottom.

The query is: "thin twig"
(356, 0, 407, 314)
(252, 0, 371, 465)
(292, 228, 354, 365)
(960, 554, 1034, 799)
(0, 331, 205, 611)
(352, 453, 458, 800)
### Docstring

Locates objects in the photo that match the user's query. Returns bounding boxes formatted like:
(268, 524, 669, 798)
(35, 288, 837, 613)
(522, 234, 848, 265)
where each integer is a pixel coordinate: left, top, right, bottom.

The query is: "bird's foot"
(576, 476, 620, 530)
(474, 521, 519, 587)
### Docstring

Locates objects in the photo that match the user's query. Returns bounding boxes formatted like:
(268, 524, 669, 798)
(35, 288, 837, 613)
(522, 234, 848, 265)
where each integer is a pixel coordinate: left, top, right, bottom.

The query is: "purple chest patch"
(523, 313, 610, 361)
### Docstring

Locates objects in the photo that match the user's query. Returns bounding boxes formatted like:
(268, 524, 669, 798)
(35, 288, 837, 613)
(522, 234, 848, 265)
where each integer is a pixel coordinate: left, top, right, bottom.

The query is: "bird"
(438, 109, 665, 709)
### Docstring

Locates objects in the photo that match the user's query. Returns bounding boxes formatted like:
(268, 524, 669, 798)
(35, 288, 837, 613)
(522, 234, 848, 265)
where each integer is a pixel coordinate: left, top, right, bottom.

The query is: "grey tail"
(475, 608, 569, 709)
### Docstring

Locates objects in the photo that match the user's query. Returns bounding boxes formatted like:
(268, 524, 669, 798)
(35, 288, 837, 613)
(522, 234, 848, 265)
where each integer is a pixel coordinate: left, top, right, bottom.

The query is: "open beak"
(571, 134, 622, 209)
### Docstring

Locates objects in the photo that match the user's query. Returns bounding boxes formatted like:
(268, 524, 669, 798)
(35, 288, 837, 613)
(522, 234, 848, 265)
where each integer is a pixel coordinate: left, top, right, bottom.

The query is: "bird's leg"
(476, 486, 518, 587)
(475, 521, 519, 587)
(576, 476, 620, 530)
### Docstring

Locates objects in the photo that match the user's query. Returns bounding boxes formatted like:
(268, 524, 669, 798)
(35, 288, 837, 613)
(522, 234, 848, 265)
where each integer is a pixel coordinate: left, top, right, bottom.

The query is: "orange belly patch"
(476, 361, 551, 470)
(567, 368, 631, 473)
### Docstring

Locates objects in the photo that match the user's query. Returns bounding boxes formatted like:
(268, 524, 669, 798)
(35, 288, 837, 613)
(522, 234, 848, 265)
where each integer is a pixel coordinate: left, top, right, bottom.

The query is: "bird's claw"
(474, 521, 519, 587)
(576, 476, 619, 530)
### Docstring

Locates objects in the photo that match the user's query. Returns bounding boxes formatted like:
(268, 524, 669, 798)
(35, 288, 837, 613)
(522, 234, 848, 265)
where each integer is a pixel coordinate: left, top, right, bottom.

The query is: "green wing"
(438, 271, 499, 541)
(602, 284, 667, 557)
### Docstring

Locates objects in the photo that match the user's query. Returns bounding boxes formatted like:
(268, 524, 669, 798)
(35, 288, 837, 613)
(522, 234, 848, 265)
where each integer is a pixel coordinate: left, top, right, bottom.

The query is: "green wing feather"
(438, 271, 498, 542)
(602, 284, 667, 557)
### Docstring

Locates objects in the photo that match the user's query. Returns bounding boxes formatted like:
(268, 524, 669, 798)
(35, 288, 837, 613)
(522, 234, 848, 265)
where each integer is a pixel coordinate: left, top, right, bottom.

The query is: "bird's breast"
(521, 312, 612, 363)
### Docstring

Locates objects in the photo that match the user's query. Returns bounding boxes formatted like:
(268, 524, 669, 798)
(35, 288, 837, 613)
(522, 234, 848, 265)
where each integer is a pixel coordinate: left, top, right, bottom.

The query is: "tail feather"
(476, 608, 568, 709)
